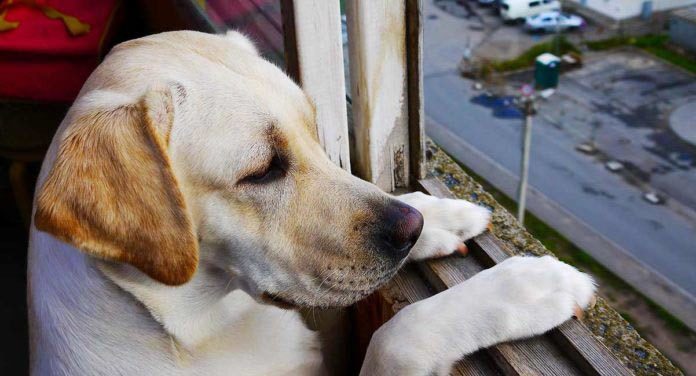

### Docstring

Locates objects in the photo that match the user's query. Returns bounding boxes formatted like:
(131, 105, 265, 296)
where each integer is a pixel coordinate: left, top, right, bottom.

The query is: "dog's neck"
(99, 259, 243, 350)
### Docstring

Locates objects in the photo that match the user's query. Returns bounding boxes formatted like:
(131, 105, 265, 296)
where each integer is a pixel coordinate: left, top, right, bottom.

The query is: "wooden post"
(281, 0, 351, 171)
(346, 0, 424, 191)
(406, 0, 426, 183)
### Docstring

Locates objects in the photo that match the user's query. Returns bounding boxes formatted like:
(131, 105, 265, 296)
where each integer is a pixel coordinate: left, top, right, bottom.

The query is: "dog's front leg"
(360, 256, 596, 376)
(396, 192, 491, 260)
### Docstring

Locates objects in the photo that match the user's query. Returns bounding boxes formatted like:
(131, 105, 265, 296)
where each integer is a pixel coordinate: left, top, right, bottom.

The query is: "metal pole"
(517, 102, 533, 224)
(554, 18, 560, 55)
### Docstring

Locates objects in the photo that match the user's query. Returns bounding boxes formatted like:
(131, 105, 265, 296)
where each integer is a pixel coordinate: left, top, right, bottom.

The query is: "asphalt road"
(422, 1, 696, 323)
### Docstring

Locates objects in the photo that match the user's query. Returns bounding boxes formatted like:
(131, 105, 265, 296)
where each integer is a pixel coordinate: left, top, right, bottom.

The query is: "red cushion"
(0, 0, 121, 102)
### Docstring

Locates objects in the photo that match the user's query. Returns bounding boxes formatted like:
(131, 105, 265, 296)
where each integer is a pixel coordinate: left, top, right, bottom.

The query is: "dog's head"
(34, 31, 422, 308)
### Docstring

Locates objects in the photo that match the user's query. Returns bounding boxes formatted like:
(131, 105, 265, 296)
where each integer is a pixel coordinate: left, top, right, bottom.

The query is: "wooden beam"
(406, 0, 426, 183)
(279, 0, 300, 83)
(346, 0, 416, 191)
(280, 0, 351, 171)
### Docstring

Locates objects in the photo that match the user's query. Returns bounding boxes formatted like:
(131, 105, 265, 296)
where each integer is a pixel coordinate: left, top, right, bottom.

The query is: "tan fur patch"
(34, 88, 198, 285)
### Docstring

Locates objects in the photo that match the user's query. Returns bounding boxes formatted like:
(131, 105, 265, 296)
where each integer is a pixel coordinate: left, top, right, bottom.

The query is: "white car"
(500, 0, 560, 22)
(524, 11, 584, 32)
(341, 15, 348, 45)
(642, 192, 664, 205)
(575, 142, 596, 155)
(605, 160, 624, 172)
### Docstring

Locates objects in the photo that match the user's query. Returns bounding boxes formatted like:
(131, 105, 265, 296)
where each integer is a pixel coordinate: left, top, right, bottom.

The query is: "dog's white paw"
(363, 255, 595, 375)
(397, 192, 491, 261)
(469, 255, 597, 341)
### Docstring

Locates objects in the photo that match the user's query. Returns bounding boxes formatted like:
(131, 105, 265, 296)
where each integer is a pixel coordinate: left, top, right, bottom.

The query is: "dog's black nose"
(376, 200, 424, 261)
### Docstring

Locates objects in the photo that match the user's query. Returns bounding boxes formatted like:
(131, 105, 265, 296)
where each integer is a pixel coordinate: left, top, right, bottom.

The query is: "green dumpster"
(534, 53, 560, 89)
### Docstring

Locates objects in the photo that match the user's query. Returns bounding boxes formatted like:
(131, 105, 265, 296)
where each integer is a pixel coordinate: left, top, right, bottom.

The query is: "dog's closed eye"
(240, 154, 287, 185)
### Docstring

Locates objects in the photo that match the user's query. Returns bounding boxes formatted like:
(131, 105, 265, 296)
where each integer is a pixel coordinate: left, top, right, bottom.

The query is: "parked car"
(575, 143, 597, 155)
(605, 160, 624, 172)
(341, 15, 348, 45)
(499, 0, 560, 22)
(524, 11, 585, 32)
(642, 192, 664, 205)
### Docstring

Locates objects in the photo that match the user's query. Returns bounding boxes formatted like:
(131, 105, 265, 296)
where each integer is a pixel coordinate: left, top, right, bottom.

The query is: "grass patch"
(586, 34, 696, 74)
(584, 35, 631, 51)
(445, 154, 694, 335)
(585, 34, 667, 50)
(645, 299, 693, 334)
(491, 36, 580, 72)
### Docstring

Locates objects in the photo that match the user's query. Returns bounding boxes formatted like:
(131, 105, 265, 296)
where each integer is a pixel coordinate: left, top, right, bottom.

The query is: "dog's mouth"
(260, 292, 299, 310)
(259, 271, 398, 310)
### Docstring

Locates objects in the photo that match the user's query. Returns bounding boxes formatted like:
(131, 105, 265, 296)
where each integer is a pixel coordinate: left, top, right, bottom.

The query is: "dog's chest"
(188, 296, 324, 375)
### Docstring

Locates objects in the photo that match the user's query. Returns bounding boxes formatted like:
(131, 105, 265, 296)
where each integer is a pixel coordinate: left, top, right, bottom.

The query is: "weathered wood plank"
(280, 0, 351, 171)
(418, 176, 457, 199)
(420, 177, 632, 376)
(451, 351, 502, 376)
(346, 0, 411, 190)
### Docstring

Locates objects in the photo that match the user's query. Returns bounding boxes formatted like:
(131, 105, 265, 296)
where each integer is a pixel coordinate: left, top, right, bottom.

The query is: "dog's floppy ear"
(34, 86, 198, 286)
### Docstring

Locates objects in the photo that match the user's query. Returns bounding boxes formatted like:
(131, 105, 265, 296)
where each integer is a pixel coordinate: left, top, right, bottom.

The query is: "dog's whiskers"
(310, 268, 342, 324)
(223, 275, 235, 292)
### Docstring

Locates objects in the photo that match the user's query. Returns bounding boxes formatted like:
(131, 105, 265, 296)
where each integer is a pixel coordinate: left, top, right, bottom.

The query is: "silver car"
(524, 11, 584, 33)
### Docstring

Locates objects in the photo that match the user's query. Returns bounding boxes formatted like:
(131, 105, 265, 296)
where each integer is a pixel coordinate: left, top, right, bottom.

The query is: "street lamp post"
(516, 85, 536, 224)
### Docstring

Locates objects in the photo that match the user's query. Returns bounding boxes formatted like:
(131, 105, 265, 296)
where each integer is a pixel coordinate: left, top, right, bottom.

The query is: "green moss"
(491, 36, 580, 72)
(586, 34, 696, 74)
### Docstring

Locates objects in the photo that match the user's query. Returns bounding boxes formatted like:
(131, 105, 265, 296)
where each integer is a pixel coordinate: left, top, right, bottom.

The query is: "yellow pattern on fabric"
(0, 0, 91, 36)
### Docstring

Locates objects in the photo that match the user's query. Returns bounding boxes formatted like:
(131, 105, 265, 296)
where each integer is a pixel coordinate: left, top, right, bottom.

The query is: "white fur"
(397, 191, 491, 260)
(28, 30, 595, 376)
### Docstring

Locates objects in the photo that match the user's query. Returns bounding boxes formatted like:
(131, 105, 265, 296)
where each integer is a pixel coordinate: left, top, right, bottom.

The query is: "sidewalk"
(670, 101, 696, 147)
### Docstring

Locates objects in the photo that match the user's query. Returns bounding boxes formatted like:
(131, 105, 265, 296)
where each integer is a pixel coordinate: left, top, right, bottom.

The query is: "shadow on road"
(470, 94, 524, 119)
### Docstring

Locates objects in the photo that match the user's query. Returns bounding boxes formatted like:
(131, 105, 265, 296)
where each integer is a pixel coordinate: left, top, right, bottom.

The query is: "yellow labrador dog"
(28, 31, 596, 375)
